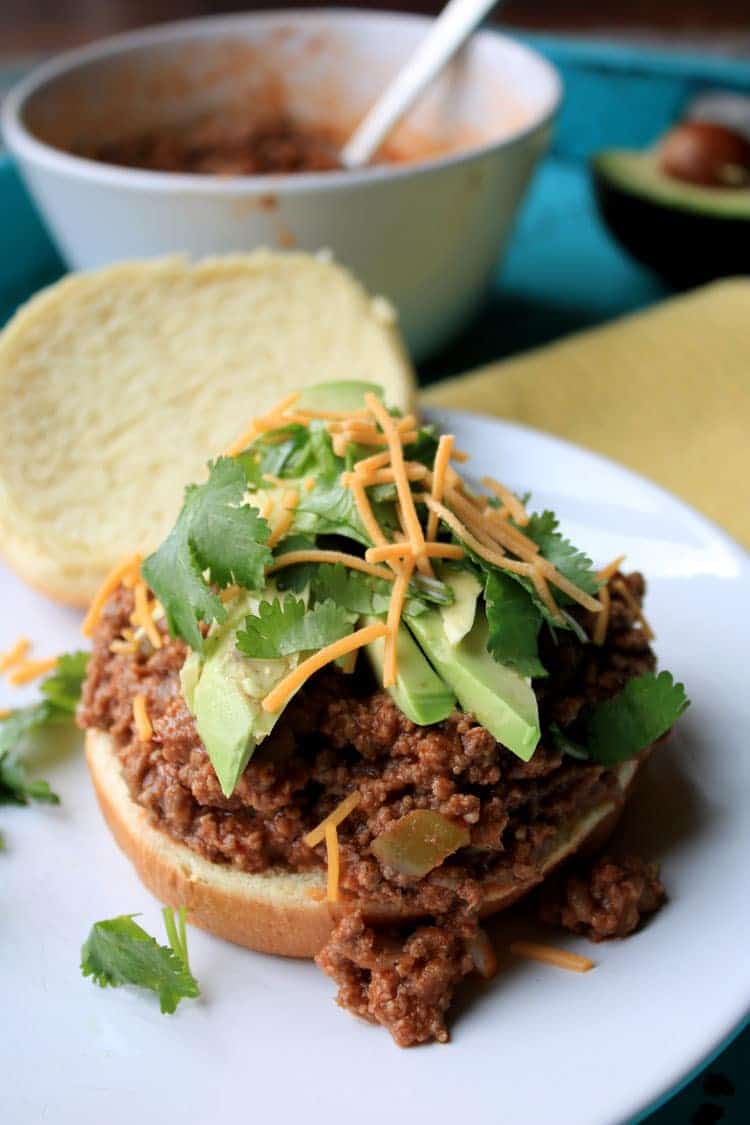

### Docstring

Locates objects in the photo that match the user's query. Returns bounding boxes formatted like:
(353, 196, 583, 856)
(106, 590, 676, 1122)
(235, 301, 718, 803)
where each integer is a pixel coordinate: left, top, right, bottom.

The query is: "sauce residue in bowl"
(83, 115, 352, 175)
(80, 113, 434, 176)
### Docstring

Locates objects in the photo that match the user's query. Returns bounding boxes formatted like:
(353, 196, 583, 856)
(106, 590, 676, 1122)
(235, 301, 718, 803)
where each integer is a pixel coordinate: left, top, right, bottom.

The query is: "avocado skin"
(592, 154, 750, 286)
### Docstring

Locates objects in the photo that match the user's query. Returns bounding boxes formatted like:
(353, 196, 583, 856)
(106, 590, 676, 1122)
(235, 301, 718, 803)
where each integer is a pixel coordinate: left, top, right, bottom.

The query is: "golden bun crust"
(86, 728, 640, 958)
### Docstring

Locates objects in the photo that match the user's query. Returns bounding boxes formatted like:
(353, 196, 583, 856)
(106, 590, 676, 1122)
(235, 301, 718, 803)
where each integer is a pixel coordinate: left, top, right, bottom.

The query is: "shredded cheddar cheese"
(0, 636, 31, 675)
(426, 434, 454, 542)
(596, 555, 626, 583)
(365, 394, 425, 559)
(0, 707, 10, 720)
(132, 693, 153, 742)
(131, 581, 163, 650)
(267, 489, 299, 549)
(593, 583, 611, 645)
(418, 496, 532, 576)
(262, 623, 388, 714)
(352, 450, 391, 475)
(219, 585, 241, 604)
(481, 476, 530, 526)
(383, 562, 414, 687)
(224, 392, 300, 456)
(268, 549, 394, 582)
(509, 941, 594, 973)
(365, 542, 464, 564)
(529, 568, 564, 624)
(325, 821, 340, 902)
(8, 656, 58, 687)
(612, 576, 654, 640)
(304, 790, 361, 847)
(342, 465, 428, 486)
(81, 553, 142, 636)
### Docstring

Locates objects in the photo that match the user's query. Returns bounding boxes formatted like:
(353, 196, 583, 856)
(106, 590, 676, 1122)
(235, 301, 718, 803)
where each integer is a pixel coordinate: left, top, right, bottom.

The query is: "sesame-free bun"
(86, 728, 640, 959)
(0, 253, 414, 606)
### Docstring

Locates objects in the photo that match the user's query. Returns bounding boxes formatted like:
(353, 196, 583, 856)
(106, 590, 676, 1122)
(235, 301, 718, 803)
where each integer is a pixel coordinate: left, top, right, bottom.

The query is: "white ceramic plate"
(4, 410, 749, 1125)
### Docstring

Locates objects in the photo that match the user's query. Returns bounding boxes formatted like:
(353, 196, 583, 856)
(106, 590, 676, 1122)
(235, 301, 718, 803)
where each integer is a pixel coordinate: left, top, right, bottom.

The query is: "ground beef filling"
(78, 571, 658, 1045)
(539, 854, 666, 941)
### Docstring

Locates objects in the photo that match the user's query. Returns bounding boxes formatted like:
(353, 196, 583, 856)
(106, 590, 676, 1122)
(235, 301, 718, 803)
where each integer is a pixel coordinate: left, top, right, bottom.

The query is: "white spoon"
(340, 0, 500, 170)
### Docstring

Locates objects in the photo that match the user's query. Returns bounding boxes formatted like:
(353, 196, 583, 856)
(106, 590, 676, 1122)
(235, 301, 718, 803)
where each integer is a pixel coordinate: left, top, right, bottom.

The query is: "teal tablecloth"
(1, 33, 748, 1124)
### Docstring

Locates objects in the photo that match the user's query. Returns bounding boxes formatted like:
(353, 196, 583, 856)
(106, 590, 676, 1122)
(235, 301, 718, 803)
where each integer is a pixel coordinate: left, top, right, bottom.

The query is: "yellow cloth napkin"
(423, 279, 750, 549)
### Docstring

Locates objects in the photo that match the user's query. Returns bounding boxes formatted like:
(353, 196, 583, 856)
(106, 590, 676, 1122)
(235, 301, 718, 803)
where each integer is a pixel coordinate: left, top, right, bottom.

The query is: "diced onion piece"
(467, 928, 498, 979)
(371, 809, 470, 878)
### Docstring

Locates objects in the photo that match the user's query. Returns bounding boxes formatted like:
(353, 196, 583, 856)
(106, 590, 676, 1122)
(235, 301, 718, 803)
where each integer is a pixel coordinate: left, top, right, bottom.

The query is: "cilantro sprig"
(142, 458, 272, 652)
(236, 597, 354, 660)
(0, 651, 89, 806)
(81, 907, 199, 1015)
(484, 571, 546, 679)
(550, 672, 689, 765)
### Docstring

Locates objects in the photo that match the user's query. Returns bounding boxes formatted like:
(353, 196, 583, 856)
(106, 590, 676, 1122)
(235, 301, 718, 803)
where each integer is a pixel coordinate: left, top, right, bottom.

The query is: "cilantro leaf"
(0, 651, 89, 804)
(39, 651, 89, 712)
(550, 672, 689, 765)
(484, 571, 546, 678)
(236, 598, 354, 660)
(239, 421, 341, 487)
(81, 910, 199, 1015)
(581, 671, 689, 764)
(142, 458, 272, 651)
(524, 511, 599, 598)
(310, 564, 389, 615)
(294, 479, 370, 544)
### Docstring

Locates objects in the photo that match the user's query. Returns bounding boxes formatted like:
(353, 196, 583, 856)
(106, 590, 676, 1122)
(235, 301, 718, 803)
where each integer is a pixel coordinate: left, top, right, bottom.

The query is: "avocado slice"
(365, 620, 456, 726)
(185, 592, 302, 797)
(296, 380, 384, 412)
(406, 608, 540, 760)
(592, 149, 750, 285)
(439, 569, 481, 646)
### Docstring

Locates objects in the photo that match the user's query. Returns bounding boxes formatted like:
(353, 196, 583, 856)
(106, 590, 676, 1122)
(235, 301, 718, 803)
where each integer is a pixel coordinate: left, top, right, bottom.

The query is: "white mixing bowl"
(1, 10, 560, 359)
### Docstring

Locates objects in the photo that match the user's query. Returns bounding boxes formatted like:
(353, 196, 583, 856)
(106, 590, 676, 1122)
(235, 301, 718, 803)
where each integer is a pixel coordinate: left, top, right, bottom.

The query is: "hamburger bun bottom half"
(86, 728, 641, 959)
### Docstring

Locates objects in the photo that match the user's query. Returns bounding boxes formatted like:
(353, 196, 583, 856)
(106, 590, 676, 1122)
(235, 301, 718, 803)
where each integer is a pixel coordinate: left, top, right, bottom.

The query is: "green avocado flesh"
(365, 620, 456, 726)
(594, 150, 750, 218)
(296, 380, 384, 411)
(406, 609, 540, 761)
(185, 593, 301, 797)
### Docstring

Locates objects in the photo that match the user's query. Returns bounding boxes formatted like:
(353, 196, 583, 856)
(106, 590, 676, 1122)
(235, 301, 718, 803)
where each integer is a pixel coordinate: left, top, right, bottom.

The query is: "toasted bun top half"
(0, 252, 414, 605)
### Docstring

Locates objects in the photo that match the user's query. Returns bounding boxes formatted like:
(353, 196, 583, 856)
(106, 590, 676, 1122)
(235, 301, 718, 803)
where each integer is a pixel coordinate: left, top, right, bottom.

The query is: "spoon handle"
(341, 0, 499, 169)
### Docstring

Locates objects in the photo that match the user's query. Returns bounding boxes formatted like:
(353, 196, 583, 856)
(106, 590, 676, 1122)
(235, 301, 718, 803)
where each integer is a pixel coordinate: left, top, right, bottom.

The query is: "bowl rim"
(0, 7, 562, 195)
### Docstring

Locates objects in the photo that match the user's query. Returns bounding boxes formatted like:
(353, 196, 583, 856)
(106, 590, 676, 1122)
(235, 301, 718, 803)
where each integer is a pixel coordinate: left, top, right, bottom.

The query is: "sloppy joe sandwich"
(78, 381, 688, 1045)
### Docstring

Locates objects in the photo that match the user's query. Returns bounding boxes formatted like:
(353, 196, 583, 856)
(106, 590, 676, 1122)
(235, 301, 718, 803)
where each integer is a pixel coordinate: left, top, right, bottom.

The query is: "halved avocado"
(592, 149, 750, 285)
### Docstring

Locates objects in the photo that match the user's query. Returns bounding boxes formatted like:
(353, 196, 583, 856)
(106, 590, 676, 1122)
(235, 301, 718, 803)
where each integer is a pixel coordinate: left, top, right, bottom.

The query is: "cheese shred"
(262, 623, 388, 714)
(131, 581, 163, 650)
(426, 434, 454, 542)
(383, 562, 414, 687)
(509, 941, 594, 973)
(0, 636, 31, 675)
(304, 790, 361, 847)
(325, 821, 340, 902)
(268, 550, 394, 582)
(267, 489, 299, 549)
(7, 656, 58, 687)
(81, 553, 142, 636)
(132, 693, 153, 742)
